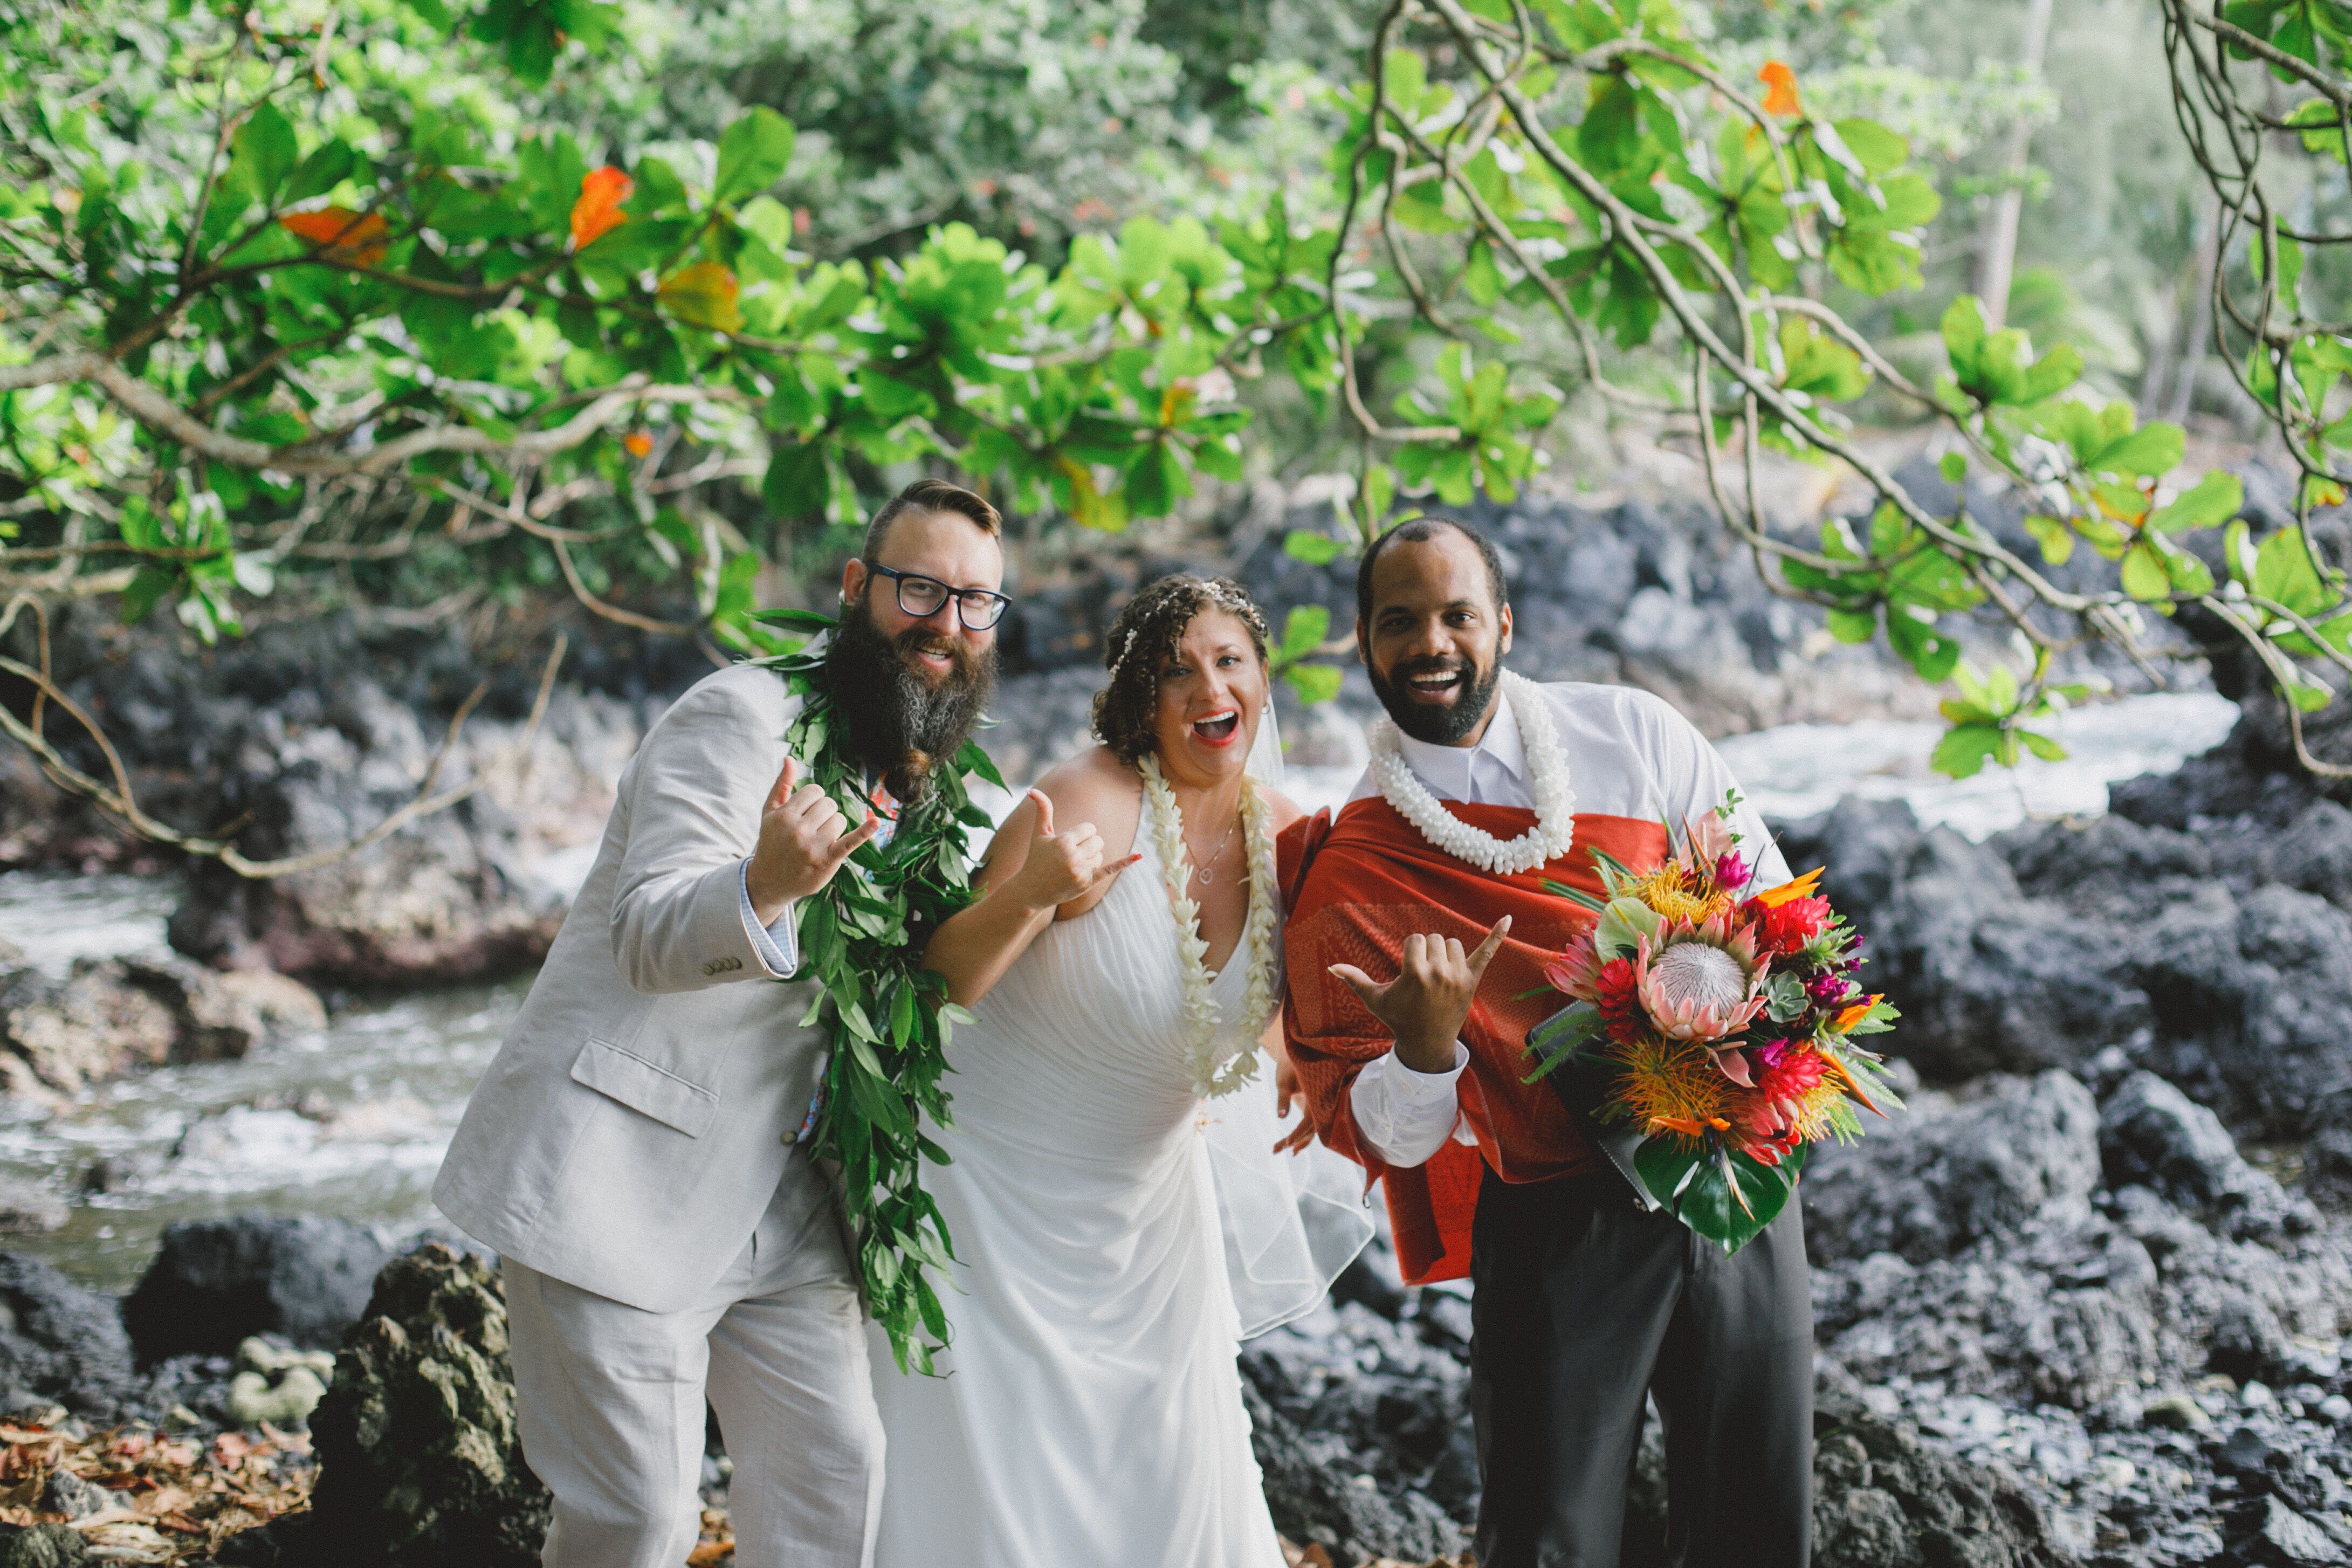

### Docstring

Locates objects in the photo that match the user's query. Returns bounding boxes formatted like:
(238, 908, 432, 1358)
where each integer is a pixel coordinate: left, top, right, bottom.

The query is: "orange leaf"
(278, 207, 389, 267)
(571, 166, 632, 251)
(657, 261, 744, 332)
(1752, 866, 1825, 909)
(1759, 60, 1803, 118)
(621, 431, 653, 458)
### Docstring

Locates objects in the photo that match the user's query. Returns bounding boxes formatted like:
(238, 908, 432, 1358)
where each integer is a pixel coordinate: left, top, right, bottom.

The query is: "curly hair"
(1090, 574, 1271, 765)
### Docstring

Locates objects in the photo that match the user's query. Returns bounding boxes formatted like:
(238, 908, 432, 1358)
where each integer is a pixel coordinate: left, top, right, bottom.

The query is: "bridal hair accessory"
(1139, 754, 1277, 1098)
(1105, 576, 1268, 683)
(1528, 799, 1903, 1255)
(1369, 670, 1578, 875)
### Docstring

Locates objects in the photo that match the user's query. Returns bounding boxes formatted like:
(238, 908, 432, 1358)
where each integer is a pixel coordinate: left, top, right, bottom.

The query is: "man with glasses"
(436, 479, 1009, 1568)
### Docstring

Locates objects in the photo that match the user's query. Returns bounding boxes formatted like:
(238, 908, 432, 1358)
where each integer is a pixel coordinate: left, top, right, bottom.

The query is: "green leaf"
(2253, 526, 2331, 614)
(2088, 422, 2186, 479)
(1593, 896, 1663, 961)
(2147, 470, 2243, 534)
(2024, 513, 2074, 565)
(1280, 604, 1330, 659)
(2120, 540, 2173, 601)
(1832, 119, 1908, 173)
(1283, 529, 1349, 566)
(714, 108, 797, 204)
(1282, 664, 1343, 705)
(1931, 722, 2005, 779)
(1825, 607, 1877, 644)
(1937, 451, 1966, 484)
(285, 140, 356, 205)
(229, 102, 299, 206)
(1668, 1144, 1806, 1255)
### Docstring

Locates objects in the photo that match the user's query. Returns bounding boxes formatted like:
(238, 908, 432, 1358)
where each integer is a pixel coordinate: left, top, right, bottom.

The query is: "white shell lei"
(1139, 754, 1279, 1098)
(1368, 669, 1578, 874)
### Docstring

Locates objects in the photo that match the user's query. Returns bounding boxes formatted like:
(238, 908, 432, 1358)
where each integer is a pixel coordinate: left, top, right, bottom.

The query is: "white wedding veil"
(1200, 692, 1378, 1338)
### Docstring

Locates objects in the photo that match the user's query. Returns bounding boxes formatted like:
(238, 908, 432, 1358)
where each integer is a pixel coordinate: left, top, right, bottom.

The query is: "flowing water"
(0, 691, 2243, 1290)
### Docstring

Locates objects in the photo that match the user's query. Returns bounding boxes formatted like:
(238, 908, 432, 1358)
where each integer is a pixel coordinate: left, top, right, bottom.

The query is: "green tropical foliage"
(2, 0, 2349, 803)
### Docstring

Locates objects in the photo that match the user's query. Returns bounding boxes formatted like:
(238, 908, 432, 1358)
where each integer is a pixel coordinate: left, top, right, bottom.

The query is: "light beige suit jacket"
(434, 663, 834, 1313)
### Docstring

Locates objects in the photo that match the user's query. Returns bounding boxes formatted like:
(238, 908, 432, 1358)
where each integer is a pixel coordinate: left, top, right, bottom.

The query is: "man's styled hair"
(1354, 516, 1510, 627)
(861, 478, 1001, 561)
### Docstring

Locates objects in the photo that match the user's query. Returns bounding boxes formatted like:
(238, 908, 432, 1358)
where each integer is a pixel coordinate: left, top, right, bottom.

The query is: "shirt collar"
(1393, 683, 1526, 799)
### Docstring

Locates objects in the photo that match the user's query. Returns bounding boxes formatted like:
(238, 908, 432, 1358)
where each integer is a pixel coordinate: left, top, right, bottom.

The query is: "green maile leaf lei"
(748, 611, 1005, 1374)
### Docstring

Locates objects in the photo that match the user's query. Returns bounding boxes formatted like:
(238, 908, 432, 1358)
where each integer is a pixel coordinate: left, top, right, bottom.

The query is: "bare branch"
(0, 620, 571, 877)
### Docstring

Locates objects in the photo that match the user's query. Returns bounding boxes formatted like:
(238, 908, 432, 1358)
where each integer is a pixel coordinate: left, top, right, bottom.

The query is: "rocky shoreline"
(1, 470, 2349, 1563)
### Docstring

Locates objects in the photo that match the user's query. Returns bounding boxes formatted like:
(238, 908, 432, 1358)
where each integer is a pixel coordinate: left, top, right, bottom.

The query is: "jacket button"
(701, 961, 717, 975)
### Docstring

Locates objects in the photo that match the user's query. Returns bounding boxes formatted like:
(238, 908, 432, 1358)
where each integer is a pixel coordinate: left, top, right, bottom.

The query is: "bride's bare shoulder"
(1029, 746, 1140, 815)
(1260, 787, 1308, 834)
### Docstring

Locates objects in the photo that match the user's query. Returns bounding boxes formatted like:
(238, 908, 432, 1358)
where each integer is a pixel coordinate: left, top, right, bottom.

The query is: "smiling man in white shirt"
(1280, 515, 1811, 1568)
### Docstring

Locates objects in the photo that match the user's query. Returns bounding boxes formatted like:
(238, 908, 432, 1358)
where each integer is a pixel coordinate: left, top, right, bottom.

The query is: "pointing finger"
(1027, 788, 1055, 838)
(1088, 853, 1141, 892)
(826, 812, 883, 862)
(768, 756, 800, 809)
(1468, 914, 1514, 976)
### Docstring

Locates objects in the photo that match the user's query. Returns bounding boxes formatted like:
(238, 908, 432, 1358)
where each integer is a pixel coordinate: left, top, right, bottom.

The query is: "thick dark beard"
(1368, 653, 1502, 746)
(824, 596, 998, 804)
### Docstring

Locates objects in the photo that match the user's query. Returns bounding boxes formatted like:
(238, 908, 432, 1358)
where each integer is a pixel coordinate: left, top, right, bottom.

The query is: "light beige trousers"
(504, 1154, 885, 1568)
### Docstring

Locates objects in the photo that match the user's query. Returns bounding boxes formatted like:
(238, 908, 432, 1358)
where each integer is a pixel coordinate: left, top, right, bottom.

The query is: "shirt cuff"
(1389, 1041, 1469, 1090)
(738, 859, 799, 979)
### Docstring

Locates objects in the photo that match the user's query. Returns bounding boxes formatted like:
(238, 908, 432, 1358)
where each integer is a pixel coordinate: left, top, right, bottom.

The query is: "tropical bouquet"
(1525, 795, 1901, 1253)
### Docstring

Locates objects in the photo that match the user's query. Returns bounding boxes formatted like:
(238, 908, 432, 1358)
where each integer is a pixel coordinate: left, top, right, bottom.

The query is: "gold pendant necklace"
(1185, 817, 1239, 885)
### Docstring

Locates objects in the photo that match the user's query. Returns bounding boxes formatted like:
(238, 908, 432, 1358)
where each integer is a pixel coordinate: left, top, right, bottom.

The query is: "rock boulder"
(124, 1215, 392, 1361)
(0, 1253, 139, 1419)
(225, 1244, 548, 1567)
(1803, 1072, 2102, 1264)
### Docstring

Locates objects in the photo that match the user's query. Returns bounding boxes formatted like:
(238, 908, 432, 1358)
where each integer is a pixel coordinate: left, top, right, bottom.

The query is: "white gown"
(868, 824, 1362, 1568)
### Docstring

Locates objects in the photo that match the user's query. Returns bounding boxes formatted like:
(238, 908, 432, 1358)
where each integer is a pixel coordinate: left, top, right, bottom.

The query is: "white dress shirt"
(1344, 679, 1790, 1168)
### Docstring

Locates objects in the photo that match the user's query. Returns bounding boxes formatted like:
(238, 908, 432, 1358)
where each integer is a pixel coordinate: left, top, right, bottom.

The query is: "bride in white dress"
(868, 575, 1370, 1568)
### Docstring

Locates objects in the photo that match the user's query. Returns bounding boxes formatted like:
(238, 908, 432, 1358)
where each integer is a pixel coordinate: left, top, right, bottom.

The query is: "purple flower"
(1806, 972, 1854, 1006)
(1753, 1036, 1798, 1069)
(1715, 851, 1752, 891)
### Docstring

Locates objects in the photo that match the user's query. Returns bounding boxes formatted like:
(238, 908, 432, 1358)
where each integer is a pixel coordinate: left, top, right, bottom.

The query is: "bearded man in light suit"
(435, 479, 1009, 1568)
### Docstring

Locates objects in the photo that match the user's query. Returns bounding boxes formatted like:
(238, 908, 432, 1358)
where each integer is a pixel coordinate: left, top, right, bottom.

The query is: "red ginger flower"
(1593, 957, 1644, 1044)
(1754, 1043, 1828, 1105)
(1747, 894, 1832, 956)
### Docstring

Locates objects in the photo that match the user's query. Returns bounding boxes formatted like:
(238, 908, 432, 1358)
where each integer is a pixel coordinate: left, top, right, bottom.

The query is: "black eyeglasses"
(868, 564, 1013, 630)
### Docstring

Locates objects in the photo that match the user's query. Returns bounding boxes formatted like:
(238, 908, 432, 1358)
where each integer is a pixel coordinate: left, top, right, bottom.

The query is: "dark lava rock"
(1780, 792, 2352, 1161)
(1804, 1071, 2102, 1264)
(225, 1244, 548, 1567)
(1243, 1301, 1473, 1562)
(1776, 802, 2143, 1082)
(1808, 1406, 2067, 1568)
(2099, 1070, 2315, 1241)
(125, 1215, 391, 1361)
(0, 1252, 138, 1419)
(0, 1525, 86, 1567)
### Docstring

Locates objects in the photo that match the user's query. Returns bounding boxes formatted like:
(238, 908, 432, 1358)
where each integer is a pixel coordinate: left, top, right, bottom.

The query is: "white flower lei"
(1138, 753, 1279, 1098)
(1368, 669, 1578, 875)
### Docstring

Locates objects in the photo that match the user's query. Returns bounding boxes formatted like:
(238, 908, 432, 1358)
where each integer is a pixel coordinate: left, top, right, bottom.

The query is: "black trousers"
(1467, 1167, 1813, 1568)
